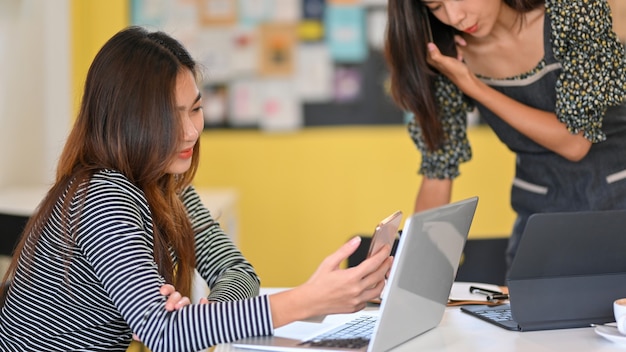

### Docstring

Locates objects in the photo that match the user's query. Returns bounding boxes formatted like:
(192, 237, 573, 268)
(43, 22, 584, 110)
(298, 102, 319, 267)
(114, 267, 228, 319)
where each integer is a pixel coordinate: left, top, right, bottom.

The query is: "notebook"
(233, 196, 478, 352)
(462, 209, 626, 331)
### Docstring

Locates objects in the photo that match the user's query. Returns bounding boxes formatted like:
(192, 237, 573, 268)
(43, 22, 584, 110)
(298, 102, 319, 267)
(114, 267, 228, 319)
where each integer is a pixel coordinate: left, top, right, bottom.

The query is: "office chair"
(346, 235, 399, 268)
(0, 213, 27, 257)
(453, 237, 508, 286)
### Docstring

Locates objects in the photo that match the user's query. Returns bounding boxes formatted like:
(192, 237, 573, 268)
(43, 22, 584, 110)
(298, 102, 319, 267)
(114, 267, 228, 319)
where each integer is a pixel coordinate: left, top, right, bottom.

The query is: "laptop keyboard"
(300, 315, 376, 348)
(472, 306, 513, 321)
(460, 304, 520, 330)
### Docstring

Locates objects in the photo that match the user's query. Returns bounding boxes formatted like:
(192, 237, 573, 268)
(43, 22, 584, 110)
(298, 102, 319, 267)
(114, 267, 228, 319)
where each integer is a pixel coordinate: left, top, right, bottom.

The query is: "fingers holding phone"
(366, 210, 402, 259)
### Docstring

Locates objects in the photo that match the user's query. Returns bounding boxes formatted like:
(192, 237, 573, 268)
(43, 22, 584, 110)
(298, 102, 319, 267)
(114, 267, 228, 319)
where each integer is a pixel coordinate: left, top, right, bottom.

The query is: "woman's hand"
(269, 236, 394, 328)
(301, 237, 393, 313)
(133, 284, 210, 341)
(160, 283, 209, 310)
(426, 37, 482, 95)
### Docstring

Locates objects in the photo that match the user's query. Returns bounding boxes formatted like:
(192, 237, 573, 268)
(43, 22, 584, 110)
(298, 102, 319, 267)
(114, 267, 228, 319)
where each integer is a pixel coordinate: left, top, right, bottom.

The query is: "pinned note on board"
(238, 0, 272, 27)
(324, 5, 368, 63)
(198, 0, 237, 25)
(295, 44, 333, 103)
(258, 23, 297, 76)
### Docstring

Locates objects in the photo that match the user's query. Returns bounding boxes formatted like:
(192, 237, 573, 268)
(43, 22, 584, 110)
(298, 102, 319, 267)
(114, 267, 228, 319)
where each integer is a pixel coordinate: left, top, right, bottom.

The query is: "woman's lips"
(179, 148, 193, 159)
(463, 24, 478, 34)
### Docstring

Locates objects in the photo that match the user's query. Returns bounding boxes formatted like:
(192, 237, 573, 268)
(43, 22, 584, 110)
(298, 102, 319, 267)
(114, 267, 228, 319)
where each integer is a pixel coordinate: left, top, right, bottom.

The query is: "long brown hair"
(2, 26, 200, 297)
(384, 0, 545, 151)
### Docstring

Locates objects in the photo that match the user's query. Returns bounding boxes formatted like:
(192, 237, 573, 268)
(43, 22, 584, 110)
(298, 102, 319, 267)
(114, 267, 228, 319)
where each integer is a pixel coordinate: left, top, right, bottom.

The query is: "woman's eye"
(423, 2, 441, 12)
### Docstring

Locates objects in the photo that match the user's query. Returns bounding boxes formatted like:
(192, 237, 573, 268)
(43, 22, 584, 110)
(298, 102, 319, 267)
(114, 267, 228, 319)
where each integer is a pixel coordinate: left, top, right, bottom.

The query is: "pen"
(469, 285, 509, 302)
(485, 293, 509, 302)
(469, 285, 502, 295)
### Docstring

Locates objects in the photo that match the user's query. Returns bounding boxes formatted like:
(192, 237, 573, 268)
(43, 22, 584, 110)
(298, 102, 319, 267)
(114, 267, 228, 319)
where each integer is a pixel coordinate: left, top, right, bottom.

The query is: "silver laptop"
(233, 197, 478, 352)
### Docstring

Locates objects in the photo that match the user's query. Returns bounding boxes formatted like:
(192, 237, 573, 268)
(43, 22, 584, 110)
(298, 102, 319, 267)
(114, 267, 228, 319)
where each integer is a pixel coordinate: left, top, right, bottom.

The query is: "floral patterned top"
(408, 0, 626, 179)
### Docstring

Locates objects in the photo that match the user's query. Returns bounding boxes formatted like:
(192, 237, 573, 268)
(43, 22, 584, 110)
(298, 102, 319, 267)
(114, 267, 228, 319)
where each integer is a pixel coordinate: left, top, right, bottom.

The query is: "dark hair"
(3, 26, 200, 297)
(384, 0, 544, 150)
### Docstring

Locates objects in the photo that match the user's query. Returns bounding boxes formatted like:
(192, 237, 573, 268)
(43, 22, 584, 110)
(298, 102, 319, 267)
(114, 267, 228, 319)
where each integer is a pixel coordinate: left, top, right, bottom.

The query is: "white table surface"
(215, 286, 626, 352)
(0, 185, 48, 216)
(387, 307, 623, 352)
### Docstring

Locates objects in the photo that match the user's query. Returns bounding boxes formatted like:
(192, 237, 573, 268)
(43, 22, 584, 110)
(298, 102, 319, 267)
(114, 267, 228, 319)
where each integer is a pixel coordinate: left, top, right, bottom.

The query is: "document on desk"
(448, 281, 505, 306)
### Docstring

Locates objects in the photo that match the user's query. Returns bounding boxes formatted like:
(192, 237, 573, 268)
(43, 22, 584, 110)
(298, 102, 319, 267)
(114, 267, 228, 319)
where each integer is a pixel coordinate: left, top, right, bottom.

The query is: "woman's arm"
(268, 236, 393, 328)
(183, 186, 260, 301)
(158, 237, 392, 331)
(467, 77, 591, 161)
(414, 177, 452, 213)
(77, 177, 272, 352)
(427, 44, 592, 161)
(182, 186, 392, 329)
(133, 285, 209, 342)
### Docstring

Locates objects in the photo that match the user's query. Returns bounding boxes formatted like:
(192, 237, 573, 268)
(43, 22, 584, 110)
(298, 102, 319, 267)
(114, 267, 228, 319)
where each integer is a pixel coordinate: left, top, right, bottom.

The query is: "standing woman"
(0, 26, 392, 352)
(385, 0, 626, 268)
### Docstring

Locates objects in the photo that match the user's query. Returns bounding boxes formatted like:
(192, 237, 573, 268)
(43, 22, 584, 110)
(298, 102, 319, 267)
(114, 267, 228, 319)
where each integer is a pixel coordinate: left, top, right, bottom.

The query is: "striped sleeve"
(75, 173, 273, 352)
(181, 185, 261, 302)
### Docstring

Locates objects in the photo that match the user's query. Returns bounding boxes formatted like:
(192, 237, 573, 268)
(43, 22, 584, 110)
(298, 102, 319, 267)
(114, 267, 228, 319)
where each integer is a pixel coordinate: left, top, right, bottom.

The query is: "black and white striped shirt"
(0, 170, 273, 352)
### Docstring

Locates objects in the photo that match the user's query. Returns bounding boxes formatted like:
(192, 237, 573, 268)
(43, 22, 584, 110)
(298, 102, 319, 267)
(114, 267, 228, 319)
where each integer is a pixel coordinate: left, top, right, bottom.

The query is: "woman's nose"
(183, 116, 199, 140)
(443, 3, 466, 28)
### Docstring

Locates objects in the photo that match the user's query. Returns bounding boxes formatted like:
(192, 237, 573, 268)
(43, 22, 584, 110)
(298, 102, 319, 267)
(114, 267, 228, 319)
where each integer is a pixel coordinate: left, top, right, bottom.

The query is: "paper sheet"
(449, 281, 504, 301)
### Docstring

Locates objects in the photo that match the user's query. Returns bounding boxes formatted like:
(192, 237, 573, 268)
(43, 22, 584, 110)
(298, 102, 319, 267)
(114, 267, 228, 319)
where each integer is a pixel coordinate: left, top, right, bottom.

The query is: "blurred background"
(1, 0, 623, 290)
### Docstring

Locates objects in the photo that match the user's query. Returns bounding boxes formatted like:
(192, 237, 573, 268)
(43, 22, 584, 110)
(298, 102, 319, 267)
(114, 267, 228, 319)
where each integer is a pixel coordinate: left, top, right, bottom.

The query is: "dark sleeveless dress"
(474, 13, 626, 267)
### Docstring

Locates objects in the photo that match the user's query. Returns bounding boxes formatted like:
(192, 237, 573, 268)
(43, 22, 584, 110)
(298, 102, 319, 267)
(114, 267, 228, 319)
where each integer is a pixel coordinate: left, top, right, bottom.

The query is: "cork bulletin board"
(130, 0, 404, 131)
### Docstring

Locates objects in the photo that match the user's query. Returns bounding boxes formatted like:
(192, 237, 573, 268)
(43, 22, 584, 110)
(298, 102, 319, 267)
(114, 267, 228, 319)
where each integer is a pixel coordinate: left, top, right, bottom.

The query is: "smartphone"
(422, 6, 458, 58)
(366, 210, 403, 258)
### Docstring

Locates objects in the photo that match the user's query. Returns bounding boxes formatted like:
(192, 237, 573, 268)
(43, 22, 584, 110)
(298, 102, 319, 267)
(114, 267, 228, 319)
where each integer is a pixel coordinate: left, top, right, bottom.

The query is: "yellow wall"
(71, 0, 129, 115)
(195, 126, 515, 287)
(70, 1, 516, 290)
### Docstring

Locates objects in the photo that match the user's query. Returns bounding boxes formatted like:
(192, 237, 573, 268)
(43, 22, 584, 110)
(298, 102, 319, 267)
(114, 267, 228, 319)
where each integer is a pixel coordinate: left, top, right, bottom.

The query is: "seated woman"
(0, 26, 392, 352)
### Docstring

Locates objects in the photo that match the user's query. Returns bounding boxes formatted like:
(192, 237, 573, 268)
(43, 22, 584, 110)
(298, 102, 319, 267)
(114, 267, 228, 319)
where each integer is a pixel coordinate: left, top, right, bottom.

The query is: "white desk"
(387, 307, 622, 352)
(216, 302, 625, 352)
